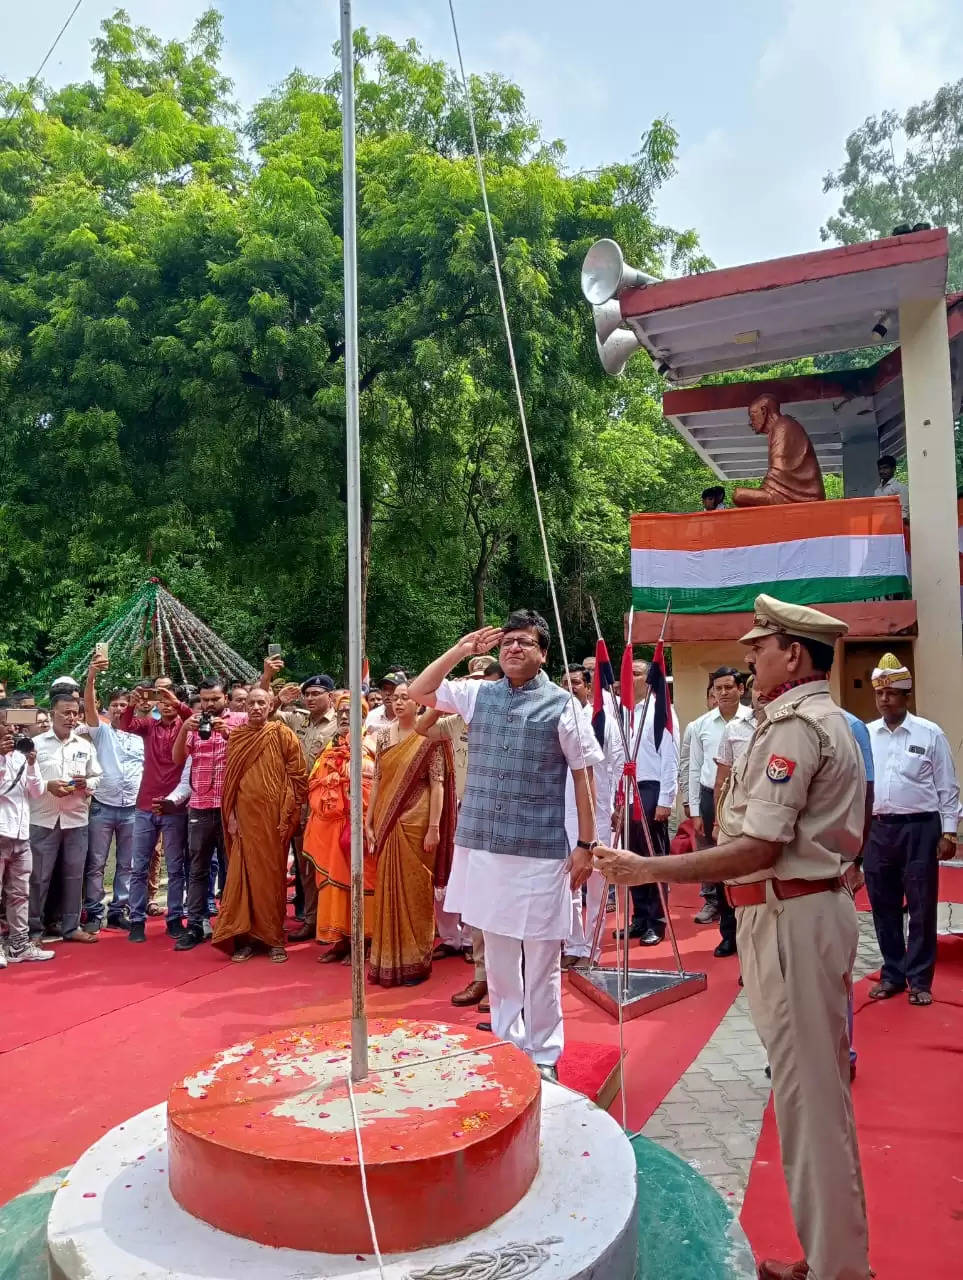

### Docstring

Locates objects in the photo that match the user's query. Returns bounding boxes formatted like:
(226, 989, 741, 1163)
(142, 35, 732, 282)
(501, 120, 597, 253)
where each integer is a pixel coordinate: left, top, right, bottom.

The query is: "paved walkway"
(641, 911, 883, 1209)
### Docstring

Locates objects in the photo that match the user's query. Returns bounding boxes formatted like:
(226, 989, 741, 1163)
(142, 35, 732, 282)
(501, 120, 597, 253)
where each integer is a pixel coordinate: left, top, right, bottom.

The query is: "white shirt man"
(864, 655, 959, 1002)
(562, 693, 614, 964)
(1, 736, 48, 963)
(28, 696, 101, 943)
(874, 474, 909, 519)
(688, 703, 754, 823)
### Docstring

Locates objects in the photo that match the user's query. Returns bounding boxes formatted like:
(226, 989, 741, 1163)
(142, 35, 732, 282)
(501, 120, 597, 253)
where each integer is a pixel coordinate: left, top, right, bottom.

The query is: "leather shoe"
(287, 923, 316, 943)
(640, 929, 663, 946)
(476, 1021, 493, 1033)
(756, 1260, 808, 1279)
(614, 921, 644, 941)
(451, 980, 488, 1007)
(432, 943, 463, 960)
(478, 996, 490, 1013)
(714, 939, 737, 958)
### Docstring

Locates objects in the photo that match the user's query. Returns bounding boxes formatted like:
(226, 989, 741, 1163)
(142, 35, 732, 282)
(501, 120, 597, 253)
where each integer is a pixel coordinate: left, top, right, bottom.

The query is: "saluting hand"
(593, 845, 653, 886)
(456, 626, 504, 659)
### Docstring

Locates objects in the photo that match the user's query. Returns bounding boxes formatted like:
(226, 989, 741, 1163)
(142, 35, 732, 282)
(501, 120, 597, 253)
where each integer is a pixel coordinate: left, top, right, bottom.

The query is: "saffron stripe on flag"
(632, 575, 910, 615)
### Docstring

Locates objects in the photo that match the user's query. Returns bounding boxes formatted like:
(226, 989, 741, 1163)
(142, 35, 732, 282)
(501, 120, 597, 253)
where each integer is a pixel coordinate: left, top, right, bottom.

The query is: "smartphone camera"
(197, 712, 213, 741)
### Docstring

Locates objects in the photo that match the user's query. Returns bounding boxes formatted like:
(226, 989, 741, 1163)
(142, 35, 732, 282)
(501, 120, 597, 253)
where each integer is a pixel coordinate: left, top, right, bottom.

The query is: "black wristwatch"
(576, 839, 598, 851)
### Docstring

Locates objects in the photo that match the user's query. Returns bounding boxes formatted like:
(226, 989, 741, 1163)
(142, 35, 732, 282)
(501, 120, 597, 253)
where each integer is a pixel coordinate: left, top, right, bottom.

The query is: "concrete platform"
(48, 1081, 639, 1280)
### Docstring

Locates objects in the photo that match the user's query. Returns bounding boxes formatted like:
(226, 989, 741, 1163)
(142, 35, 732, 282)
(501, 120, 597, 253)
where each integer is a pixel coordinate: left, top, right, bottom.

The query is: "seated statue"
(732, 393, 825, 506)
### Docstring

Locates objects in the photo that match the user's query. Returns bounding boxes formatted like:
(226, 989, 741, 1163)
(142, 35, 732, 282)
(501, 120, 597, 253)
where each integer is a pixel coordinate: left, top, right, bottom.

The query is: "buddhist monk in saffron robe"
(732, 393, 825, 506)
(214, 687, 307, 963)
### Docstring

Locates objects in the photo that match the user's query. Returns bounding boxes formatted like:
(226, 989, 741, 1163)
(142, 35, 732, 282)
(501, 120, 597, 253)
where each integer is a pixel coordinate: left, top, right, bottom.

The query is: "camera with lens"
(197, 712, 214, 741)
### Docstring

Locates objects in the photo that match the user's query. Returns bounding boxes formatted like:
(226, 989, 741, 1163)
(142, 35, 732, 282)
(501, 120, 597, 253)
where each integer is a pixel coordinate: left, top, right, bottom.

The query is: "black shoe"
(476, 1021, 493, 1033)
(128, 922, 146, 943)
(640, 929, 664, 946)
(165, 919, 186, 938)
(174, 926, 206, 951)
(83, 918, 103, 935)
(614, 921, 645, 941)
(537, 1064, 559, 1082)
(714, 939, 737, 958)
(106, 914, 130, 931)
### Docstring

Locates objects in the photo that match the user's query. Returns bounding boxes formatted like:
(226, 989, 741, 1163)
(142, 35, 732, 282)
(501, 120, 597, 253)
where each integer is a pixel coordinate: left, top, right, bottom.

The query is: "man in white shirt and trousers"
(28, 690, 102, 945)
(0, 712, 51, 964)
(409, 609, 600, 1081)
(864, 653, 959, 1007)
(559, 664, 615, 969)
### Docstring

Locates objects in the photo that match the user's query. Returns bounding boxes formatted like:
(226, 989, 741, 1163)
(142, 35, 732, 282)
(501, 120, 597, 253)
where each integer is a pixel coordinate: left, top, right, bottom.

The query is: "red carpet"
(740, 934, 963, 1280)
(0, 886, 740, 1206)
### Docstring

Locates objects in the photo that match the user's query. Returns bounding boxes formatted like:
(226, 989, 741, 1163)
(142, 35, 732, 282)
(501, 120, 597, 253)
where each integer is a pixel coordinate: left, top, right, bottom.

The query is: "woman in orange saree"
(303, 695, 376, 964)
(214, 687, 307, 963)
(366, 684, 456, 987)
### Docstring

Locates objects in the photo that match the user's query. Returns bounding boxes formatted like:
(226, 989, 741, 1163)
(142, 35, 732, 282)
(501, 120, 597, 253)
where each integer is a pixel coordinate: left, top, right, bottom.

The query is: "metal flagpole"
(340, 0, 367, 1084)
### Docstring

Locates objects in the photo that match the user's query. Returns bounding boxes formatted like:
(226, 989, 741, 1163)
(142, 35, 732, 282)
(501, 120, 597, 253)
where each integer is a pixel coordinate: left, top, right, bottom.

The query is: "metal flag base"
(568, 965, 708, 1022)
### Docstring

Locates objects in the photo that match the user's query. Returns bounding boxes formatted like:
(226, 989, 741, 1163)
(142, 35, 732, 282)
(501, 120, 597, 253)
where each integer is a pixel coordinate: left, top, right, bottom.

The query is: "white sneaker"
(8, 943, 56, 963)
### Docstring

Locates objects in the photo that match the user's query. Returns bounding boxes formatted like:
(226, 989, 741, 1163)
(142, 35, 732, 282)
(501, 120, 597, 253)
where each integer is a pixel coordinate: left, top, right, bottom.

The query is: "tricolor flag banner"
(631, 497, 909, 614)
(591, 637, 614, 747)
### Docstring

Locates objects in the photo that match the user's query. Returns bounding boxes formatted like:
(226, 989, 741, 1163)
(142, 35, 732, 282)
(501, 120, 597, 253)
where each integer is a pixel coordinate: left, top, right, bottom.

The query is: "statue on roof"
(732, 393, 826, 506)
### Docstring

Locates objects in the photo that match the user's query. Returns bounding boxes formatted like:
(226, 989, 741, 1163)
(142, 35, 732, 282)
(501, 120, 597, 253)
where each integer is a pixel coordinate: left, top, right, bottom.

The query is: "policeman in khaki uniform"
(595, 594, 870, 1280)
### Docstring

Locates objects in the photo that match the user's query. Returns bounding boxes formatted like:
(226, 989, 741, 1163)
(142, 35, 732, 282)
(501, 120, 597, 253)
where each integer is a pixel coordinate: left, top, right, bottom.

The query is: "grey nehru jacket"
(456, 671, 571, 860)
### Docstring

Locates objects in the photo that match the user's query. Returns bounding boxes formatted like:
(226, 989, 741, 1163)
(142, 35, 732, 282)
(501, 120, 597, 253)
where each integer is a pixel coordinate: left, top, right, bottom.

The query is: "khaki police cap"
(738, 593, 849, 646)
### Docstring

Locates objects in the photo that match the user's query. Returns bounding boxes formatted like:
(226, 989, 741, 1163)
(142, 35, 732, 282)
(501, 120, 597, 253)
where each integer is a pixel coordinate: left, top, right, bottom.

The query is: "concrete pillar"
(898, 297, 963, 770)
(841, 426, 880, 498)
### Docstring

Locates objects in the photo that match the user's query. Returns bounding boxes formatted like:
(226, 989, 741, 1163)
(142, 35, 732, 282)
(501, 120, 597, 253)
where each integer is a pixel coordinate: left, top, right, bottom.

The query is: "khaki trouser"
(472, 927, 486, 983)
(737, 886, 870, 1280)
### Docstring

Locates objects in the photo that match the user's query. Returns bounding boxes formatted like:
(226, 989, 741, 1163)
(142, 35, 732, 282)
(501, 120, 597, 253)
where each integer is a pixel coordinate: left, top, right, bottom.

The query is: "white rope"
(407, 1238, 562, 1279)
(447, 0, 627, 1127)
(346, 1076, 387, 1279)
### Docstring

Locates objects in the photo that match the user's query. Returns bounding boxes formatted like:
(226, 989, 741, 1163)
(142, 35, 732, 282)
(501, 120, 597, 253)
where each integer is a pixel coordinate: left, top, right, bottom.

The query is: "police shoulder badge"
(766, 754, 796, 783)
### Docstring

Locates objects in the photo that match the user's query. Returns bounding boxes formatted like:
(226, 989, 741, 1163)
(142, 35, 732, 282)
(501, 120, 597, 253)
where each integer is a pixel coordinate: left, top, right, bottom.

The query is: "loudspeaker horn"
(581, 238, 659, 306)
(593, 298, 624, 345)
(596, 327, 643, 377)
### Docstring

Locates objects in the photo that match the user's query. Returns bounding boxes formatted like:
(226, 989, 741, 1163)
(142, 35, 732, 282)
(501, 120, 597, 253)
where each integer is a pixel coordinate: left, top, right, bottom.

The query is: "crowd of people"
(0, 597, 959, 1280)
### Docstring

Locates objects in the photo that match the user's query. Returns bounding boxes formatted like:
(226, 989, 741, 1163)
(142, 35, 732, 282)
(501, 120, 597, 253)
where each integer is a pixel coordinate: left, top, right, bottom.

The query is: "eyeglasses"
(499, 637, 540, 651)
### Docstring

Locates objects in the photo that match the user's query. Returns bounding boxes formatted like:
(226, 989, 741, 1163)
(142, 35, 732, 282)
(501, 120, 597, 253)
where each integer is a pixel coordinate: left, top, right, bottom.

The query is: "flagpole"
(340, 0, 367, 1084)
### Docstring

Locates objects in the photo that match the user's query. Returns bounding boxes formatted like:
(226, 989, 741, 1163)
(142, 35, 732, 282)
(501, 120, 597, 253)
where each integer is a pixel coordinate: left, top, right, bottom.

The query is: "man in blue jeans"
(82, 657, 144, 931)
(118, 682, 192, 942)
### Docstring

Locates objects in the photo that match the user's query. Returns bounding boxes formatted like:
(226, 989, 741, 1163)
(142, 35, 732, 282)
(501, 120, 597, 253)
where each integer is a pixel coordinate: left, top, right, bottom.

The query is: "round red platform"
(167, 1018, 541, 1255)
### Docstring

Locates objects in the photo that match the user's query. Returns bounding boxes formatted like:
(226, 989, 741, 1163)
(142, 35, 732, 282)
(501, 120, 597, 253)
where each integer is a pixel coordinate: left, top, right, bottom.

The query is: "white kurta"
(436, 678, 601, 942)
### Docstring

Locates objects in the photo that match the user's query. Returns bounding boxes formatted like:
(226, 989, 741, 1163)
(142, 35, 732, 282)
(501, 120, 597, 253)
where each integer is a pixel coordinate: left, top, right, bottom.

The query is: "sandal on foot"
(270, 946, 288, 964)
(908, 989, 932, 1006)
(318, 941, 350, 964)
(868, 981, 904, 1000)
(232, 944, 255, 963)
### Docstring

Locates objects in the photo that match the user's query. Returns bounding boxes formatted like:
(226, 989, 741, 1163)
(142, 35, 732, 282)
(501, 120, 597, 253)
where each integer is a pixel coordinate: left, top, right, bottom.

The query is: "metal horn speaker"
(596, 327, 643, 376)
(581, 238, 659, 305)
(593, 298, 624, 345)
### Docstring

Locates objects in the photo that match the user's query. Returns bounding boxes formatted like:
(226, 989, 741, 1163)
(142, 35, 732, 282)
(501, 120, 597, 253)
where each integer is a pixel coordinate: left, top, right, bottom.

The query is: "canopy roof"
(619, 228, 950, 382)
(662, 305, 963, 480)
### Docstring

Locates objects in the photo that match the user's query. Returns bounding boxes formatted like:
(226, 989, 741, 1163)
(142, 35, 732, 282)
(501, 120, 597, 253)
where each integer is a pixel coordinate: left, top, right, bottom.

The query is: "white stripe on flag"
(631, 533, 908, 590)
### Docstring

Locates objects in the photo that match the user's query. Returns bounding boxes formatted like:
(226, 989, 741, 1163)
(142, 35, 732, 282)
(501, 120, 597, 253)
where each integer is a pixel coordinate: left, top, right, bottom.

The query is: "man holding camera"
(170, 678, 247, 951)
(1, 708, 51, 965)
(28, 691, 102, 945)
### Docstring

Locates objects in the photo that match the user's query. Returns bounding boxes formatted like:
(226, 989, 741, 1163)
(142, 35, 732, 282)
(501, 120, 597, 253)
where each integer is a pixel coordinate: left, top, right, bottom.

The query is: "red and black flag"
(646, 639, 673, 751)
(591, 638, 615, 747)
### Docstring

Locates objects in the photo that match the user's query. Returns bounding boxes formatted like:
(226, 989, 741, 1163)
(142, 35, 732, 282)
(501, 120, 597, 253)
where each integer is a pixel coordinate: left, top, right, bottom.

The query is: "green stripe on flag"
(632, 576, 910, 614)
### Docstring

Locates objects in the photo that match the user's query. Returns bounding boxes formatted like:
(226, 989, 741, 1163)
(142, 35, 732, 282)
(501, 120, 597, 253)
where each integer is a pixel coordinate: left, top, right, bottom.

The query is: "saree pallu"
(303, 740, 376, 943)
(368, 732, 456, 986)
(214, 722, 307, 952)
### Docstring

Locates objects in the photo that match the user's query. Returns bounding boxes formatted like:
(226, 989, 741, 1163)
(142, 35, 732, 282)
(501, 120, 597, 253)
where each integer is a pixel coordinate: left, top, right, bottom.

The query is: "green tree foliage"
(0, 9, 714, 683)
(821, 80, 963, 290)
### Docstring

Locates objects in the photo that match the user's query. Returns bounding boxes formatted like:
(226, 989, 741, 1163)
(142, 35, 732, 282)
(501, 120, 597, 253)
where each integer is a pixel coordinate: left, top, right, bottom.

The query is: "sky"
(5, 0, 963, 269)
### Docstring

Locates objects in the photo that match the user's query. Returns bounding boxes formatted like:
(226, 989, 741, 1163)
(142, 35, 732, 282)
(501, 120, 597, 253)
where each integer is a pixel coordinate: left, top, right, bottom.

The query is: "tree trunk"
(472, 568, 486, 627)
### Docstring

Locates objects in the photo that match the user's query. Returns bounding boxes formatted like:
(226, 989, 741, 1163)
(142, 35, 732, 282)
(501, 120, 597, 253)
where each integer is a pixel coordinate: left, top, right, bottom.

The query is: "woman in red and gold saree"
(214, 688, 307, 963)
(303, 696, 376, 963)
(366, 684, 456, 987)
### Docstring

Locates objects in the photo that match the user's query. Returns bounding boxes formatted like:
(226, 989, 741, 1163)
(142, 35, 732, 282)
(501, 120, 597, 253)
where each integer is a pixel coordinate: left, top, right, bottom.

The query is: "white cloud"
(658, 0, 963, 268)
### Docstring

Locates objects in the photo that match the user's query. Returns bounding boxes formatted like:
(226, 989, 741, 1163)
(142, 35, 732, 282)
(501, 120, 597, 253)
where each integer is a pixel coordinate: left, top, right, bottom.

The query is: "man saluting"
(594, 595, 871, 1280)
(409, 610, 601, 1081)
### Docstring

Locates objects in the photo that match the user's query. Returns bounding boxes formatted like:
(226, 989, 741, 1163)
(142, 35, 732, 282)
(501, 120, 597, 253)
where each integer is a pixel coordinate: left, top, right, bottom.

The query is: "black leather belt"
(874, 812, 939, 825)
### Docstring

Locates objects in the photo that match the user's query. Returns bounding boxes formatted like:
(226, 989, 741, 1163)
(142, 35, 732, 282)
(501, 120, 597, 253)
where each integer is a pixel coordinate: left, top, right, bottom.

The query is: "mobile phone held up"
(94, 641, 109, 662)
(268, 643, 283, 660)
